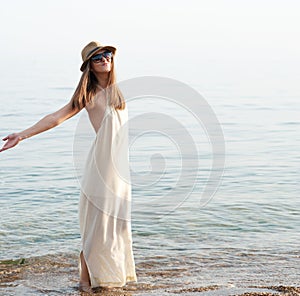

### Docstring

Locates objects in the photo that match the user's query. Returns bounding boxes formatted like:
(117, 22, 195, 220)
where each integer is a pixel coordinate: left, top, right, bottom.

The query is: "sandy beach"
(1, 254, 299, 296)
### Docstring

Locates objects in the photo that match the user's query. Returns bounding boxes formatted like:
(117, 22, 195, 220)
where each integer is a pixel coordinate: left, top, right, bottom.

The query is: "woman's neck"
(94, 72, 109, 89)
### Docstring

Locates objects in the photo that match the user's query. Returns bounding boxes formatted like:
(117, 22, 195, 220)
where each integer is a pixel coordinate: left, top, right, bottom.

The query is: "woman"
(0, 41, 137, 292)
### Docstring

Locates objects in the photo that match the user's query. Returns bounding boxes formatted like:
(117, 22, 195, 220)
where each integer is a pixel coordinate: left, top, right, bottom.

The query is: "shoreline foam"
(1, 253, 299, 295)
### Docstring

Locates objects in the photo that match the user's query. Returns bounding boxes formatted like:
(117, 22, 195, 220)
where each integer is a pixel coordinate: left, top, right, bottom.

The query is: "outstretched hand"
(0, 133, 21, 152)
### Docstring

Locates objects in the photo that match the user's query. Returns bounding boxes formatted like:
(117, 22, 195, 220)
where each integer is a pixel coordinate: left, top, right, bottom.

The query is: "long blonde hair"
(71, 58, 125, 110)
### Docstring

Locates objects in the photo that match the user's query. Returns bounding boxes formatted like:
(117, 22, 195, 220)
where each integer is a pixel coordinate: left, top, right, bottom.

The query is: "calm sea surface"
(0, 71, 299, 294)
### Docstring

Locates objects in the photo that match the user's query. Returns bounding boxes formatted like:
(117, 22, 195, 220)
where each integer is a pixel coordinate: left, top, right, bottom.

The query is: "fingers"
(2, 134, 15, 141)
(0, 142, 8, 151)
(0, 135, 12, 152)
(0, 134, 19, 152)
(0, 147, 7, 152)
(0, 143, 13, 152)
(0, 138, 7, 152)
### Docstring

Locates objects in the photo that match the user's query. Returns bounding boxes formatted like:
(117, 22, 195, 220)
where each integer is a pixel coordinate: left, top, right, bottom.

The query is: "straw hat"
(80, 41, 116, 71)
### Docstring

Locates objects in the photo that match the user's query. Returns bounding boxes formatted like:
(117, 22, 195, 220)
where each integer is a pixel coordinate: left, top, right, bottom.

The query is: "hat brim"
(80, 45, 116, 72)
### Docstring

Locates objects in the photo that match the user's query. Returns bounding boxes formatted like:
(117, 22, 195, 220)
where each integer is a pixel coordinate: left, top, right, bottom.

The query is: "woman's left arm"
(0, 100, 82, 152)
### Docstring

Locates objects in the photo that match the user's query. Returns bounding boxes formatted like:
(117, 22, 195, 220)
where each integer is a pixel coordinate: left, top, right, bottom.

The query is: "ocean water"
(0, 72, 299, 295)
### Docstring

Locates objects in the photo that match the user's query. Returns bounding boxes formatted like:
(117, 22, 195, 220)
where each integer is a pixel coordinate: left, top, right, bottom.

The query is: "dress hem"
(91, 276, 138, 288)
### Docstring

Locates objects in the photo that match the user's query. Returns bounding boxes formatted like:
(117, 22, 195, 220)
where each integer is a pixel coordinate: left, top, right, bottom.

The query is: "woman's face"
(90, 49, 113, 73)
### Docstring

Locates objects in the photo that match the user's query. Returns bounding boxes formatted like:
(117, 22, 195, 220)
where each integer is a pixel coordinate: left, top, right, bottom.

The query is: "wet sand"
(0, 254, 299, 295)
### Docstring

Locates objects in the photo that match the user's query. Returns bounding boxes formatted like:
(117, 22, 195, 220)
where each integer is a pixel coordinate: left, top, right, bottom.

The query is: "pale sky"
(0, 0, 299, 92)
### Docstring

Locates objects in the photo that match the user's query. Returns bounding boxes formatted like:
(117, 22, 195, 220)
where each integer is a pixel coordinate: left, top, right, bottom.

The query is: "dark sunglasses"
(91, 51, 113, 62)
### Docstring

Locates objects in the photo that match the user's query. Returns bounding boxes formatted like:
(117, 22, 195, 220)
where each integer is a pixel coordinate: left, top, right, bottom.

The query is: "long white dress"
(79, 92, 137, 288)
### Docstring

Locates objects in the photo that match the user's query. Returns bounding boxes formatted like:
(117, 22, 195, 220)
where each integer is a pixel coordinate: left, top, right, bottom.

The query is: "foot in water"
(79, 281, 92, 293)
(79, 251, 91, 290)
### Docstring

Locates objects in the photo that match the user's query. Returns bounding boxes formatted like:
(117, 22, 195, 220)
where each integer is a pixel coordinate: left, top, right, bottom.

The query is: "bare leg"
(79, 251, 91, 292)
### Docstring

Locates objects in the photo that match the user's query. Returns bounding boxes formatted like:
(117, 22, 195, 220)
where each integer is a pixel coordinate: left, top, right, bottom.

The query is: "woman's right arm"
(0, 100, 82, 152)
